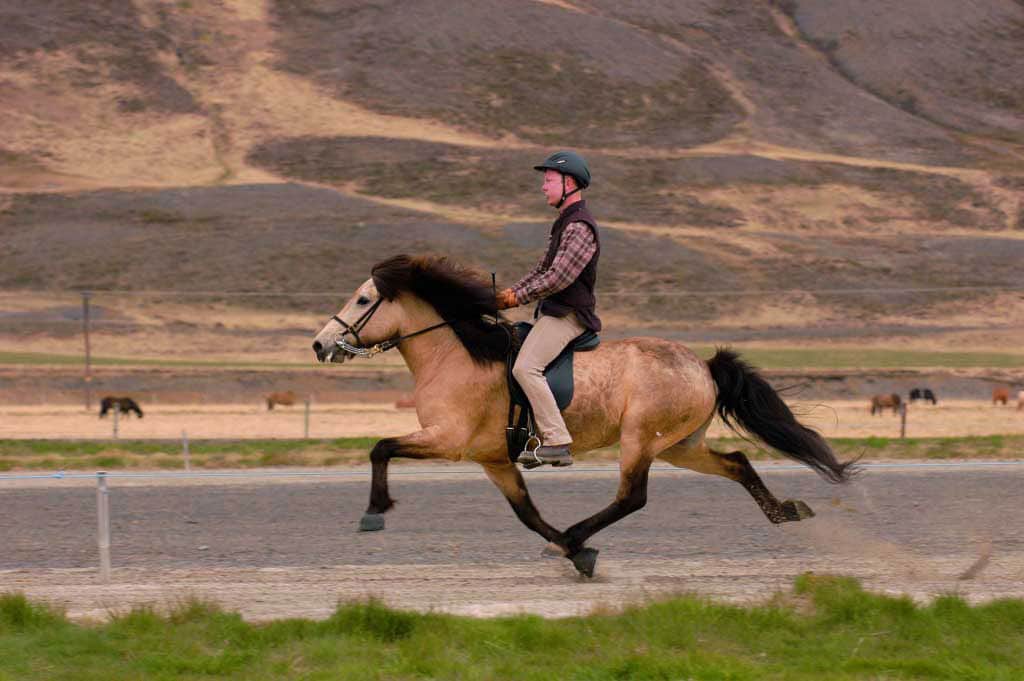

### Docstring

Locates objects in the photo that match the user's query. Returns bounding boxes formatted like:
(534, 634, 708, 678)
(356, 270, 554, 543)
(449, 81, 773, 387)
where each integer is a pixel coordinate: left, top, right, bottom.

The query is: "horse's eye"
(357, 296, 370, 306)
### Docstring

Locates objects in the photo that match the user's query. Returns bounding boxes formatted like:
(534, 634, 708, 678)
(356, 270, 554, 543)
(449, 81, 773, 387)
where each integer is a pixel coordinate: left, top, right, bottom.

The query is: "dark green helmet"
(533, 150, 591, 189)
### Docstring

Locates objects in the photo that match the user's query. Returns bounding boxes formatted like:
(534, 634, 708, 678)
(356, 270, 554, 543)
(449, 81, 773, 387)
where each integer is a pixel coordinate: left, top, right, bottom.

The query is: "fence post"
(81, 291, 92, 411)
(182, 429, 190, 470)
(304, 396, 311, 439)
(112, 405, 119, 439)
(96, 472, 111, 582)
(899, 402, 907, 439)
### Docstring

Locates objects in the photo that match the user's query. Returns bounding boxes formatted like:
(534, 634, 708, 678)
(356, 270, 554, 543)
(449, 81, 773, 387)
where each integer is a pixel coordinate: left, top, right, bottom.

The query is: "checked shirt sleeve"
(511, 222, 596, 306)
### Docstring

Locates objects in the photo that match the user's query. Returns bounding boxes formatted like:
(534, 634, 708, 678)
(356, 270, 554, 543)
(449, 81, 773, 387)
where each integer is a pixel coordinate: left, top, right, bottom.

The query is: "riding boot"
(517, 444, 573, 468)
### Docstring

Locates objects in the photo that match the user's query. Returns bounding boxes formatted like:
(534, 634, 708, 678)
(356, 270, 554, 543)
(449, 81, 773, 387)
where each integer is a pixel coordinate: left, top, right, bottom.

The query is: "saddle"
(505, 321, 600, 463)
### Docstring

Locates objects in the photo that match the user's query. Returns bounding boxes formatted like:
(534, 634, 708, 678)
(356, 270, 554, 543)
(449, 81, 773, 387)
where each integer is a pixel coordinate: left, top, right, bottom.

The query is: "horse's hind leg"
(556, 436, 656, 576)
(658, 437, 814, 524)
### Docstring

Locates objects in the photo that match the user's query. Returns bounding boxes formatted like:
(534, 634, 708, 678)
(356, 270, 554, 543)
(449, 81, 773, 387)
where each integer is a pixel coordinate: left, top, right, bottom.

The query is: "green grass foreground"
(1, 575, 1022, 680)
(0, 435, 1021, 472)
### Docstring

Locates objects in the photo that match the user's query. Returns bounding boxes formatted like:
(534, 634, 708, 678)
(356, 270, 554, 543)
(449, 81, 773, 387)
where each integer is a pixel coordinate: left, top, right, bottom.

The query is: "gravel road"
(2, 463, 1022, 620)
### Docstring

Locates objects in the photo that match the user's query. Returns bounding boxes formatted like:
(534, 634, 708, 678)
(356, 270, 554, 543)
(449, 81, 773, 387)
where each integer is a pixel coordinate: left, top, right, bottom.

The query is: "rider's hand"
(496, 288, 518, 310)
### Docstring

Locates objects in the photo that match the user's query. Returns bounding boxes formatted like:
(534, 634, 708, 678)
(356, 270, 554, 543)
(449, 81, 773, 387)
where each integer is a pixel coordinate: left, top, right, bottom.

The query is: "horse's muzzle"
(312, 340, 349, 363)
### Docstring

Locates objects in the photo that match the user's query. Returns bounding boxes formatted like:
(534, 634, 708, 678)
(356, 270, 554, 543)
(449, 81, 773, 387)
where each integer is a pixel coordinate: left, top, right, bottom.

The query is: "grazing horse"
(992, 387, 1011, 406)
(870, 393, 901, 415)
(99, 396, 143, 418)
(266, 390, 297, 410)
(908, 388, 937, 404)
(312, 255, 855, 577)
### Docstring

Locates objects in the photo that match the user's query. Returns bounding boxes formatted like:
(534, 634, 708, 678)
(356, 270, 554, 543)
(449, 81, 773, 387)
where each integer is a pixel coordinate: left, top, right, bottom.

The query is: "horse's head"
(312, 277, 403, 364)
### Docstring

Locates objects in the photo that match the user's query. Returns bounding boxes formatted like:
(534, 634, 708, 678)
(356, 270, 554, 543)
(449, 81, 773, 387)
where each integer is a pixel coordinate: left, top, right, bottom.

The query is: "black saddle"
(505, 321, 599, 463)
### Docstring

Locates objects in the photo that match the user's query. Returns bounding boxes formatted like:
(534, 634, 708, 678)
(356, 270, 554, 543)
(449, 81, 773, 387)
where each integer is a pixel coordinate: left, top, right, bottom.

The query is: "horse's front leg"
(361, 426, 444, 531)
(481, 461, 564, 546)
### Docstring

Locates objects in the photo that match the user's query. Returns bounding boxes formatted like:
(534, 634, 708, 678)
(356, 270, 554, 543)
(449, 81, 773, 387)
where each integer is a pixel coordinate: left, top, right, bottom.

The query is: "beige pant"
(512, 313, 585, 446)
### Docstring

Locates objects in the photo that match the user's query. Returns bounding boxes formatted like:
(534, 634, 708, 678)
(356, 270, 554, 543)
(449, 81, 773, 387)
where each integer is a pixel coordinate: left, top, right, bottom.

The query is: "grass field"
(3, 346, 1023, 370)
(0, 435, 1021, 472)
(1, 574, 1022, 680)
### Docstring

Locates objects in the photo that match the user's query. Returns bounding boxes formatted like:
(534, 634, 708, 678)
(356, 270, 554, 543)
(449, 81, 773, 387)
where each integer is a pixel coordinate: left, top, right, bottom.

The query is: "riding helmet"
(533, 150, 591, 189)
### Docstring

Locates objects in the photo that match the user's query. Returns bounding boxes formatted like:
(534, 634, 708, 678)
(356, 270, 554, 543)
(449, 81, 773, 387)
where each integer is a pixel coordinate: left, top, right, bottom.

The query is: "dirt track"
(2, 464, 1021, 621)
(2, 398, 1024, 440)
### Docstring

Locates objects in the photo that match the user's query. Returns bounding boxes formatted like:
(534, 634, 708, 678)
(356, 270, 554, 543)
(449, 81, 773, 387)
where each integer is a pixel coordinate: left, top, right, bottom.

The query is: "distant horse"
(908, 388, 937, 404)
(1018, 390, 1024, 411)
(870, 393, 901, 415)
(992, 387, 1010, 406)
(99, 396, 143, 418)
(266, 390, 297, 410)
(312, 255, 856, 577)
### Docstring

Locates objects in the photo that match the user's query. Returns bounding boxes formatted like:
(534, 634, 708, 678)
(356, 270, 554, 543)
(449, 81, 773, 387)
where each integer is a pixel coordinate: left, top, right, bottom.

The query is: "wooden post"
(81, 291, 93, 411)
(899, 402, 907, 439)
(182, 429, 190, 470)
(304, 396, 311, 439)
(112, 404, 119, 439)
(96, 472, 111, 582)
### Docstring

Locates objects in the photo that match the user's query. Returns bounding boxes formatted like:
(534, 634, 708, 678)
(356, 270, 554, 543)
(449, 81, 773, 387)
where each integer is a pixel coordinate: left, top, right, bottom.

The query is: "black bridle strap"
(331, 299, 453, 356)
(331, 298, 383, 347)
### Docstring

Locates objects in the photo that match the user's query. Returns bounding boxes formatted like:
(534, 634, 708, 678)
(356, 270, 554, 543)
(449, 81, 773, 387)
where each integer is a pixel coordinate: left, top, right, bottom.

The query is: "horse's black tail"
(707, 349, 856, 484)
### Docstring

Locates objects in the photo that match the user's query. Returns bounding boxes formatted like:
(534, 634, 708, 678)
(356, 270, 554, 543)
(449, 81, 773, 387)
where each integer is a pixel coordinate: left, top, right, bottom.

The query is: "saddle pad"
(508, 321, 599, 411)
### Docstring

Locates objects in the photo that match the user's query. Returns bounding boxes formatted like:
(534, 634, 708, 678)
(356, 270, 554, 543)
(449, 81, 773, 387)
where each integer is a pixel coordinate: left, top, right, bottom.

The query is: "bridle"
(330, 297, 452, 358)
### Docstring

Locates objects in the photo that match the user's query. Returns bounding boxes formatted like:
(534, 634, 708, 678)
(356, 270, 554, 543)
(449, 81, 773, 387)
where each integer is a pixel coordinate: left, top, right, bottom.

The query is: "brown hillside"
(1, 0, 1022, 353)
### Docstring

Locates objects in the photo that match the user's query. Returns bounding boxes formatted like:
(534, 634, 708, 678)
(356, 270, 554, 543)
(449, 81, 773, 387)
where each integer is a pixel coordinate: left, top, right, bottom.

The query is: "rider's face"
(541, 169, 573, 207)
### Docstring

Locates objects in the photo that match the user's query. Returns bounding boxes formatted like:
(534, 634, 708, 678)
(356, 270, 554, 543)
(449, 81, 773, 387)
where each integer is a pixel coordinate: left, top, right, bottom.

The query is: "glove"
(495, 288, 518, 310)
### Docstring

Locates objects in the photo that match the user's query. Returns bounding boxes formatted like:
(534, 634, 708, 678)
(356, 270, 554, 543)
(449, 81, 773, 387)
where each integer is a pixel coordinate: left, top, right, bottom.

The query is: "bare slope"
(0, 0, 1022, 347)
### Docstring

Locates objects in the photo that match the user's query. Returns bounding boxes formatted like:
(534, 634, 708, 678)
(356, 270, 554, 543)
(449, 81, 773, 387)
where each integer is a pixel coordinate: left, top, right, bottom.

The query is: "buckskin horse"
(312, 255, 855, 577)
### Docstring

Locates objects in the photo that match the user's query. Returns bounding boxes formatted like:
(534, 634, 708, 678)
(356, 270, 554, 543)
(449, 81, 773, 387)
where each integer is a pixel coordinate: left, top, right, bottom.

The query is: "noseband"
(331, 298, 451, 358)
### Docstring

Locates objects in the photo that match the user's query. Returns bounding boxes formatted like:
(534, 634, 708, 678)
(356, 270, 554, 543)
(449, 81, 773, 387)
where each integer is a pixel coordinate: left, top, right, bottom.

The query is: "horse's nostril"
(312, 341, 323, 353)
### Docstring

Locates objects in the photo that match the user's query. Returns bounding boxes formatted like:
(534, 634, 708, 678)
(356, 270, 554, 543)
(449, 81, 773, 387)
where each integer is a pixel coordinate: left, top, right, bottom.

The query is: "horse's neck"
(394, 305, 478, 390)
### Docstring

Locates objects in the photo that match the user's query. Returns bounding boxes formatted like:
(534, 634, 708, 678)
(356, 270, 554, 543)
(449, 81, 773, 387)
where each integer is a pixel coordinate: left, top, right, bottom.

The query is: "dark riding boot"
(517, 444, 573, 468)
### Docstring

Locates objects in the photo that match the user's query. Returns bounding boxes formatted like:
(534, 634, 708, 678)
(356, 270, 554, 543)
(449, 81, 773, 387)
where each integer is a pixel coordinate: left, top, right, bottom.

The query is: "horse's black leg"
(361, 436, 430, 531)
(714, 450, 814, 524)
(481, 462, 565, 550)
(559, 460, 653, 575)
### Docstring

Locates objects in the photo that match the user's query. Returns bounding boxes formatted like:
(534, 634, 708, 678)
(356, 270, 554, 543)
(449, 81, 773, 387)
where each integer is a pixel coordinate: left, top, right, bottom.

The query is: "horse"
(266, 390, 297, 410)
(98, 396, 144, 418)
(908, 388, 937, 404)
(870, 393, 901, 415)
(992, 387, 1010, 406)
(312, 255, 856, 577)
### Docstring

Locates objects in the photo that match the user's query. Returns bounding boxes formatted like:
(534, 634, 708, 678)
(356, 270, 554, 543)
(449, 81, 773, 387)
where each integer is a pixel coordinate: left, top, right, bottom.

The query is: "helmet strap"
(556, 174, 582, 209)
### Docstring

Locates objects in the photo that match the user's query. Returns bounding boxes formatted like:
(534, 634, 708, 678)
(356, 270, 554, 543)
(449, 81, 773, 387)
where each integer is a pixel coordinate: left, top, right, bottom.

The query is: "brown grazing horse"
(98, 396, 143, 418)
(312, 255, 855, 577)
(992, 387, 1010, 406)
(870, 393, 901, 415)
(266, 390, 297, 410)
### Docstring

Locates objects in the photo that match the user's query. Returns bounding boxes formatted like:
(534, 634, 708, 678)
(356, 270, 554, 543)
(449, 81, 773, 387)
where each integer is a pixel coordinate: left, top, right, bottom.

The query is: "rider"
(496, 150, 601, 468)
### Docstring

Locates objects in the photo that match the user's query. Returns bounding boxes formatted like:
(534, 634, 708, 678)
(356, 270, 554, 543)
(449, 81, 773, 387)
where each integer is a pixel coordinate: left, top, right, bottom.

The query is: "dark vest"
(537, 200, 602, 332)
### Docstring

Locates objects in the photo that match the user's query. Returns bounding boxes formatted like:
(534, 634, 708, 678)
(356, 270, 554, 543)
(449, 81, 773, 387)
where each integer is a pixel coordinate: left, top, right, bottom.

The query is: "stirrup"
(517, 436, 544, 469)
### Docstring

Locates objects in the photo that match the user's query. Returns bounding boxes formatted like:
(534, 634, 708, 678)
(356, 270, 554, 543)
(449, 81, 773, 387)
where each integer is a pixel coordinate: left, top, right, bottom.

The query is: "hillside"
(1, 0, 1023, 355)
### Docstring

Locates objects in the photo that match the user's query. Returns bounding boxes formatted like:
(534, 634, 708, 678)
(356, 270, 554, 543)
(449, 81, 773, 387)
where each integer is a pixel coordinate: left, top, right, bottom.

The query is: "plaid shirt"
(511, 221, 597, 306)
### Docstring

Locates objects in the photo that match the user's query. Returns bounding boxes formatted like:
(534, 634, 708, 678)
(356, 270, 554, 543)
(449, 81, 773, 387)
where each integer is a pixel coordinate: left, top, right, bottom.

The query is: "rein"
(331, 299, 452, 358)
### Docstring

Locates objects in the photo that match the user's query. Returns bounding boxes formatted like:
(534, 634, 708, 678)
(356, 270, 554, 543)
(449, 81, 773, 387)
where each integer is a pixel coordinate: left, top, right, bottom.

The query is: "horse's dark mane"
(371, 254, 513, 364)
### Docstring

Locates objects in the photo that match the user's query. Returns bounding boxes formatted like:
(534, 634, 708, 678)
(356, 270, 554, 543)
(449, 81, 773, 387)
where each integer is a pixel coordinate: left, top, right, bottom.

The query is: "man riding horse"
(496, 150, 599, 468)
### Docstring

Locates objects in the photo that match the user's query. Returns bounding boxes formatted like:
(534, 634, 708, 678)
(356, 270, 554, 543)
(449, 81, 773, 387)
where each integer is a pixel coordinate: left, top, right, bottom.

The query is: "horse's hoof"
(541, 542, 567, 558)
(358, 513, 386, 532)
(782, 499, 815, 521)
(569, 547, 599, 578)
